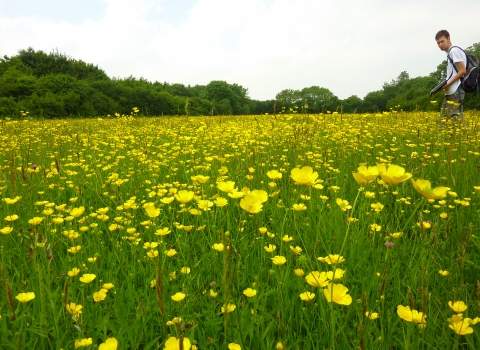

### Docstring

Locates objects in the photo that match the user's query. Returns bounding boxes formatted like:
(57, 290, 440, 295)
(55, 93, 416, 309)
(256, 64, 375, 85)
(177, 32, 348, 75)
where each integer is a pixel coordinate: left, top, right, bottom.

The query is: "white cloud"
(1, 0, 480, 100)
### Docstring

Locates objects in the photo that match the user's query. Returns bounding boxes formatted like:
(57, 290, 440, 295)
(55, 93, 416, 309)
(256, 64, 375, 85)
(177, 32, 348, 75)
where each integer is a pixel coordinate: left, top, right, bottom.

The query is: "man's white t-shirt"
(446, 46, 467, 95)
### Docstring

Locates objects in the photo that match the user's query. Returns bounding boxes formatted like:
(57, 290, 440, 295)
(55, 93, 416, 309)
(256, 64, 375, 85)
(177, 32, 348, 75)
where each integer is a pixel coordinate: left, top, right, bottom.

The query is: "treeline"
(0, 48, 273, 118)
(276, 42, 480, 113)
(0, 44, 479, 118)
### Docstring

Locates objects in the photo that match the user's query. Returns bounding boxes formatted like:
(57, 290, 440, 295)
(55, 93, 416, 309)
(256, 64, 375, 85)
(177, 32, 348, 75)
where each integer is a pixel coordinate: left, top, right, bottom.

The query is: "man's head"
(435, 30, 451, 52)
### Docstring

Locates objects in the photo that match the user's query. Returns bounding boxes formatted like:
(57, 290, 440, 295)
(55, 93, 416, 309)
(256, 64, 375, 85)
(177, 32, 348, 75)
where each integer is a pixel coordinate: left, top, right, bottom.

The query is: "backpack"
(447, 46, 480, 95)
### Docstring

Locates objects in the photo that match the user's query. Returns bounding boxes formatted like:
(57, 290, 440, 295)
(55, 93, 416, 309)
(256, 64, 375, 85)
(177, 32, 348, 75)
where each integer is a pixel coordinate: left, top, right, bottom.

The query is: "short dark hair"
(435, 30, 450, 40)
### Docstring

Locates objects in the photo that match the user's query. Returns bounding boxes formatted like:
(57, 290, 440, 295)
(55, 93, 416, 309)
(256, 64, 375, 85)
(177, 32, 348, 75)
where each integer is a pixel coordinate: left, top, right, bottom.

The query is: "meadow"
(1, 110, 480, 349)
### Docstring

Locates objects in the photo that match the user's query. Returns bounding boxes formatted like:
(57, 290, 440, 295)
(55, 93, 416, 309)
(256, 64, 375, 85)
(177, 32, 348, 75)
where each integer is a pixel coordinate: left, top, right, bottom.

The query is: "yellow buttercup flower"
(336, 198, 351, 211)
(271, 255, 287, 265)
(448, 300, 467, 313)
(266, 170, 282, 180)
(164, 249, 177, 257)
(160, 197, 175, 204)
(228, 191, 245, 199)
(291, 203, 307, 211)
(0, 227, 14, 235)
(289, 246, 303, 255)
(365, 311, 379, 320)
(143, 202, 160, 217)
(191, 175, 210, 184)
(66, 302, 83, 316)
(75, 338, 93, 348)
(217, 181, 236, 193)
(52, 217, 64, 224)
(5, 214, 19, 221)
(317, 254, 345, 264)
(396, 305, 426, 324)
(102, 283, 114, 290)
(212, 243, 224, 252)
(243, 288, 257, 297)
(197, 200, 214, 211)
(370, 202, 384, 212)
(221, 303, 236, 313)
(323, 283, 352, 305)
(294, 268, 305, 277)
(155, 227, 171, 236)
(438, 270, 449, 276)
(290, 166, 318, 185)
(249, 189, 268, 203)
(326, 268, 345, 280)
(305, 271, 329, 287)
(99, 338, 118, 350)
(174, 190, 195, 204)
(171, 292, 186, 302)
(70, 206, 85, 218)
(68, 268, 81, 276)
(390, 232, 403, 239)
(448, 314, 474, 335)
(411, 179, 450, 200)
(214, 197, 228, 207)
(264, 244, 276, 253)
(67, 246, 82, 254)
(377, 164, 412, 185)
(299, 291, 316, 301)
(2, 196, 22, 204)
(15, 292, 35, 303)
(96, 207, 109, 215)
(93, 289, 108, 302)
(352, 165, 379, 185)
(28, 217, 43, 225)
(240, 194, 263, 214)
(180, 267, 191, 274)
(79, 273, 96, 283)
(163, 336, 191, 350)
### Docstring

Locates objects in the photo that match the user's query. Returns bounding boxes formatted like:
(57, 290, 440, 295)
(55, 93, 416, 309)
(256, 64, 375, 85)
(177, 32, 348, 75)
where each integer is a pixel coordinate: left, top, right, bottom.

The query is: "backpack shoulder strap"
(448, 46, 470, 70)
(447, 53, 458, 73)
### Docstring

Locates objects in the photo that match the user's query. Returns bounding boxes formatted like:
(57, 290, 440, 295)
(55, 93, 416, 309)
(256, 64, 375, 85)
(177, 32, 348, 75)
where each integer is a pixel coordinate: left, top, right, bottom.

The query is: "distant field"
(1, 111, 480, 349)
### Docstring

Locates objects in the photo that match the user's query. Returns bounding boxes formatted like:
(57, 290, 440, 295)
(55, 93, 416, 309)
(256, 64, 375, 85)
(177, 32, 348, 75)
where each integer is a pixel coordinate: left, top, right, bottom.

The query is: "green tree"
(363, 91, 387, 112)
(0, 97, 18, 117)
(0, 68, 36, 100)
(275, 89, 299, 108)
(341, 95, 363, 113)
(300, 86, 338, 113)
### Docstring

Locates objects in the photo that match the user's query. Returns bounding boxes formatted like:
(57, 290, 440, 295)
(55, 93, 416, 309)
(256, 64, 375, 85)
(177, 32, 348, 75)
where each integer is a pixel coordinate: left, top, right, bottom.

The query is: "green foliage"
(341, 95, 363, 113)
(1, 42, 480, 119)
(17, 47, 109, 81)
(0, 96, 18, 116)
(0, 49, 258, 118)
(275, 86, 338, 113)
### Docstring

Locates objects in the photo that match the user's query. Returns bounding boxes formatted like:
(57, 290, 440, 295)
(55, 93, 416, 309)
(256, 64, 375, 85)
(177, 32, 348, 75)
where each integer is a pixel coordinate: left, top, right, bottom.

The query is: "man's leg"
(441, 86, 465, 119)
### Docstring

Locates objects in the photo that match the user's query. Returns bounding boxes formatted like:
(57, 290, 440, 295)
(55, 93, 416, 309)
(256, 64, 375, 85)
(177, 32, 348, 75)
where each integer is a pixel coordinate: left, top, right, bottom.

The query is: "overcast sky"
(1, 0, 479, 101)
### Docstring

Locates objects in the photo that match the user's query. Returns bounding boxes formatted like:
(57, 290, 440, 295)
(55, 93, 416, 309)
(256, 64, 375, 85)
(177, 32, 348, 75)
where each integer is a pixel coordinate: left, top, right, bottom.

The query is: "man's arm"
(442, 61, 467, 91)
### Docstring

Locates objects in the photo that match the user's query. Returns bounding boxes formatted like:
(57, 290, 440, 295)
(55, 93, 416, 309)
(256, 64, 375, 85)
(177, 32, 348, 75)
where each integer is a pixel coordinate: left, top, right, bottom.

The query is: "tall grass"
(1, 111, 479, 349)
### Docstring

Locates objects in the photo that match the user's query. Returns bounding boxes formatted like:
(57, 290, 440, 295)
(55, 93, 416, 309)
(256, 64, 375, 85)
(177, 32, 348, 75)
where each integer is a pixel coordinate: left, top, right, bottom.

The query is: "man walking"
(435, 30, 467, 119)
